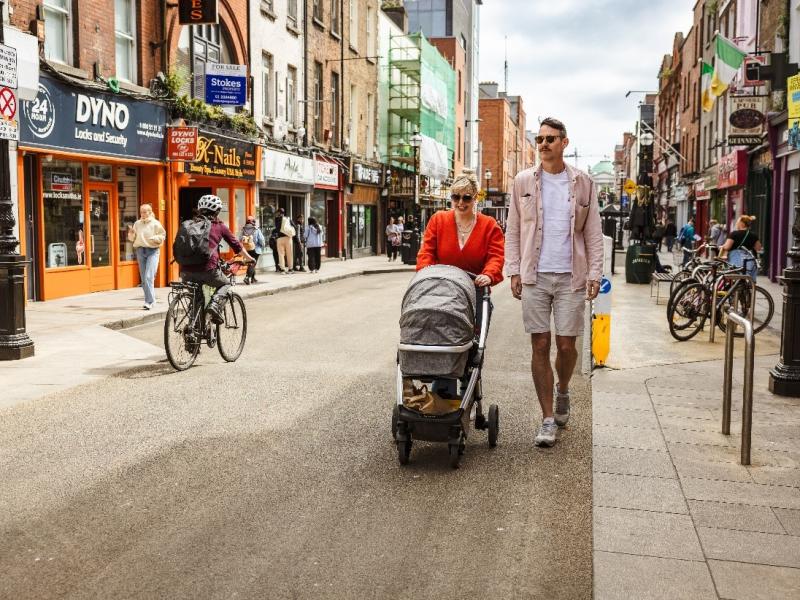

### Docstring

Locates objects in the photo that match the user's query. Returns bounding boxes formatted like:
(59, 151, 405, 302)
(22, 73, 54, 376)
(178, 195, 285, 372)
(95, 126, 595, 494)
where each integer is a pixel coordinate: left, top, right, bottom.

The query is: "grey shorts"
(522, 272, 586, 336)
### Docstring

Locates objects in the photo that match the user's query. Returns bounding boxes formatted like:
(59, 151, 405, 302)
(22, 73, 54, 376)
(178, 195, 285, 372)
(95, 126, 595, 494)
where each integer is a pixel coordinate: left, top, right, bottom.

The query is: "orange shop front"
(17, 75, 169, 301)
(168, 129, 258, 282)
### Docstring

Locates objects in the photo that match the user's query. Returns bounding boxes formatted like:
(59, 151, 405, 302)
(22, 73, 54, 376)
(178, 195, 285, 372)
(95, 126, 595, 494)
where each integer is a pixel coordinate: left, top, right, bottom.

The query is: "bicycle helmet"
(197, 194, 223, 213)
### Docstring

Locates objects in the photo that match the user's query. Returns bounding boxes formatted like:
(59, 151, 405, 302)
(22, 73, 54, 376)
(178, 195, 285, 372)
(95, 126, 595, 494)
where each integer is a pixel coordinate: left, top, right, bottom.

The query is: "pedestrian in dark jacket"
(664, 219, 677, 252)
(293, 214, 306, 271)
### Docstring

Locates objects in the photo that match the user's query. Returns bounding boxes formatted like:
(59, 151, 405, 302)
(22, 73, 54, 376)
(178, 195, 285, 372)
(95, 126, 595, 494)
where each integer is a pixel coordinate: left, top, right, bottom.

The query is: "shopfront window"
(117, 166, 139, 261)
(88, 163, 113, 182)
(43, 160, 84, 269)
(217, 188, 231, 252)
(89, 190, 111, 267)
(235, 188, 246, 234)
(310, 191, 327, 233)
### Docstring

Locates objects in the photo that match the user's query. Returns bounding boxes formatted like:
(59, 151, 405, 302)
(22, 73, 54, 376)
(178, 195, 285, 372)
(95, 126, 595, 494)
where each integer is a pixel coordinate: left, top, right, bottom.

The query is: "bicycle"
(164, 259, 249, 371)
(667, 256, 774, 341)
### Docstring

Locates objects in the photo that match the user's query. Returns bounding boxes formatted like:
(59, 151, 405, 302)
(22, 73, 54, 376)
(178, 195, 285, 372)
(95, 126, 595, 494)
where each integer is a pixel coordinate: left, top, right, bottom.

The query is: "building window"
(191, 24, 233, 99)
(262, 0, 274, 12)
(262, 53, 274, 120)
(313, 0, 323, 21)
(314, 61, 323, 140)
(366, 5, 375, 56)
(287, 0, 297, 26)
(331, 0, 340, 34)
(331, 72, 340, 146)
(349, 0, 358, 50)
(43, 0, 71, 64)
(348, 84, 357, 153)
(287, 65, 297, 126)
(115, 0, 137, 83)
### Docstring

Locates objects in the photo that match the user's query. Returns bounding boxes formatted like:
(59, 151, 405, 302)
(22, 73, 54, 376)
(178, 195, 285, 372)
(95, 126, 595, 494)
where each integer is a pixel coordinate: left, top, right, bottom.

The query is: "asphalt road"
(0, 273, 592, 599)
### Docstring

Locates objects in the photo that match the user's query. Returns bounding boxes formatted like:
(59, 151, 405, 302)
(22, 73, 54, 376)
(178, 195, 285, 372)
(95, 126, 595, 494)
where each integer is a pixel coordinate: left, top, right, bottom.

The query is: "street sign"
(623, 179, 636, 195)
(167, 126, 198, 161)
(599, 277, 612, 295)
(728, 95, 766, 146)
(178, 0, 219, 25)
(789, 74, 800, 150)
(205, 63, 247, 106)
(0, 43, 17, 89)
(0, 85, 18, 141)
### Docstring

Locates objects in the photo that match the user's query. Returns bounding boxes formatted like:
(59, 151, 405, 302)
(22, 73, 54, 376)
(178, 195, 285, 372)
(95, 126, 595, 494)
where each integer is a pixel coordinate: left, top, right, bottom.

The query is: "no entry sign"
(0, 86, 18, 140)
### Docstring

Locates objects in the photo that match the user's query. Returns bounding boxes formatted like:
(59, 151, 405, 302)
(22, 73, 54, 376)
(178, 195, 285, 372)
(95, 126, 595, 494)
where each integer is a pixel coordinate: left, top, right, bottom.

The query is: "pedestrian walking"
(274, 207, 296, 274)
(405, 215, 417, 231)
(708, 219, 727, 248)
(505, 117, 604, 448)
(720, 215, 761, 280)
(239, 216, 266, 284)
(128, 203, 166, 310)
(653, 220, 665, 252)
(293, 214, 307, 272)
(386, 216, 401, 261)
(664, 219, 677, 252)
(678, 217, 696, 265)
(304, 216, 325, 272)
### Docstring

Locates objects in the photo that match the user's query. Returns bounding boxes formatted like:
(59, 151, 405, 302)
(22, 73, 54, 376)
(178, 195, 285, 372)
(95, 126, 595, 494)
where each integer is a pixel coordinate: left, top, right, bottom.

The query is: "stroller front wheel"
(488, 404, 499, 448)
(397, 438, 412, 465)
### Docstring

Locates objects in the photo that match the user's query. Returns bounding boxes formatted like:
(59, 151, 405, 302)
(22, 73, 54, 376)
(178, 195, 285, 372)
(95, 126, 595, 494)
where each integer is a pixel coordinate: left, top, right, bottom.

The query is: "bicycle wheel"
(164, 293, 201, 371)
(718, 284, 775, 336)
(217, 293, 247, 362)
(669, 269, 694, 296)
(667, 277, 699, 315)
(668, 282, 709, 341)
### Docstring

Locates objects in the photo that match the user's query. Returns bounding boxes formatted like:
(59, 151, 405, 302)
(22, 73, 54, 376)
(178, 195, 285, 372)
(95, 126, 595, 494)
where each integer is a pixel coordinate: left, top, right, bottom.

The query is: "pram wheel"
(448, 442, 463, 469)
(397, 439, 412, 465)
(488, 404, 499, 448)
(391, 405, 399, 439)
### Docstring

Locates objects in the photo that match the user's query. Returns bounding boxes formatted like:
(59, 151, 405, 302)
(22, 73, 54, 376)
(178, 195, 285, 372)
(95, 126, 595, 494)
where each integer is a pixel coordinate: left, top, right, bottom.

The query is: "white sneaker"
(534, 419, 558, 447)
(143, 303, 152, 311)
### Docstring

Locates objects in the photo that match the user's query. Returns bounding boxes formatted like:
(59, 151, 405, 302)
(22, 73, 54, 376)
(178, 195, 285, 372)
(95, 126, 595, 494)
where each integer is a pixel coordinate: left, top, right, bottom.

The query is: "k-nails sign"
(178, 0, 219, 25)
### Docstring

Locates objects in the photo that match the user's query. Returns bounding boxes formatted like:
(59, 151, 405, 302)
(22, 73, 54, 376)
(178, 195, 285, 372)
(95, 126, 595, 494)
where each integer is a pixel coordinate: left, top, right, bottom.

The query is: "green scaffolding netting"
(418, 35, 455, 154)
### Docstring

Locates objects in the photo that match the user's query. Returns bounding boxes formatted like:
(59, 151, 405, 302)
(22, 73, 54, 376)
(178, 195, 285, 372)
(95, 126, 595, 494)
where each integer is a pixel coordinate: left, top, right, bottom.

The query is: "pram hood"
(400, 265, 476, 347)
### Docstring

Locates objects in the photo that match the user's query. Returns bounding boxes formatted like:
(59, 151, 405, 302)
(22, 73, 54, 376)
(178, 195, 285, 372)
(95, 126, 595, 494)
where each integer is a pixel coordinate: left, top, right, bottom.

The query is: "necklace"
(456, 215, 476, 243)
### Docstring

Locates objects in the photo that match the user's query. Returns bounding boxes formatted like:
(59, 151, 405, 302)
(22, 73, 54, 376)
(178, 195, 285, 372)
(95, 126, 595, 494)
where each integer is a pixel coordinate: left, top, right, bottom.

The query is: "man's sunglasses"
(451, 194, 474, 202)
(535, 135, 563, 144)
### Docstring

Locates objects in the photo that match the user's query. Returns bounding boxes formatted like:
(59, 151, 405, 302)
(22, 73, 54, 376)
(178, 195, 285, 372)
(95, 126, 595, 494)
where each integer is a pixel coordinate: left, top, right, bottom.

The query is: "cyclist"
(179, 194, 255, 324)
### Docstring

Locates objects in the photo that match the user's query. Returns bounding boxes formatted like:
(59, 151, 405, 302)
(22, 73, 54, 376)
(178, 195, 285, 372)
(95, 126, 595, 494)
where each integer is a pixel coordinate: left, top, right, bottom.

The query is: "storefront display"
(18, 75, 167, 300)
(313, 155, 342, 257)
(348, 158, 384, 258)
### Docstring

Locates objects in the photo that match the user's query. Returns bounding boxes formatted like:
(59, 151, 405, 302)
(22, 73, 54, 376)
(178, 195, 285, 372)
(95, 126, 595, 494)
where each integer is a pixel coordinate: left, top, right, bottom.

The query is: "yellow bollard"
(592, 277, 612, 367)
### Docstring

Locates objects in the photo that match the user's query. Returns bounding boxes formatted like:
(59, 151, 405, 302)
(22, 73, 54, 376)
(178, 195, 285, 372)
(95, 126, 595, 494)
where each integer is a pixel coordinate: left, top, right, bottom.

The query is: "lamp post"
(0, 1, 34, 361)
(769, 185, 800, 396)
(484, 168, 492, 195)
(410, 131, 422, 208)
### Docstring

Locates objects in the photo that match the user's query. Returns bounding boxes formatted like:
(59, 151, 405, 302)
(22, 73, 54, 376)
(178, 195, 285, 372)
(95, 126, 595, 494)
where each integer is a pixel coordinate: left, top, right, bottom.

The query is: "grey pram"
(393, 265, 499, 469)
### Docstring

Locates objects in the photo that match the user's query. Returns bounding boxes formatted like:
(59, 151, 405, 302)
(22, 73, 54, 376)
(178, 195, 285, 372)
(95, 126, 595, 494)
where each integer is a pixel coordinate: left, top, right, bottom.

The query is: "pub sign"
(178, 0, 218, 25)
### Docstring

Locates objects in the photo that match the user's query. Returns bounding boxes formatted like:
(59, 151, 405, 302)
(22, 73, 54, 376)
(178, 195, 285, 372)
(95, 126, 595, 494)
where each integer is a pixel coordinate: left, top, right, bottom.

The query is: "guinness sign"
(178, 0, 219, 25)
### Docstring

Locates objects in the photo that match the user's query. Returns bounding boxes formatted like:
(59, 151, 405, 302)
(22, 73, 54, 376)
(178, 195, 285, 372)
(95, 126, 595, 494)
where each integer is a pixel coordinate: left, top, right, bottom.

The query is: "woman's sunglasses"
(451, 194, 474, 202)
(535, 135, 563, 144)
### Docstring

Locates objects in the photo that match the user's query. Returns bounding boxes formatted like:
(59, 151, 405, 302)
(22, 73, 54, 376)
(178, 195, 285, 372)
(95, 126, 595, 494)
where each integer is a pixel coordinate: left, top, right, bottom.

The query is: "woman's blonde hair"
(140, 203, 153, 214)
(737, 215, 756, 228)
(451, 169, 479, 197)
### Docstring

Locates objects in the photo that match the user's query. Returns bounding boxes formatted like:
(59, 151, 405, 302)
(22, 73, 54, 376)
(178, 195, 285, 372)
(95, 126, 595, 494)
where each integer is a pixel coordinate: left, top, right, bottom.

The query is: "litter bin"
(401, 229, 420, 265)
(625, 243, 655, 284)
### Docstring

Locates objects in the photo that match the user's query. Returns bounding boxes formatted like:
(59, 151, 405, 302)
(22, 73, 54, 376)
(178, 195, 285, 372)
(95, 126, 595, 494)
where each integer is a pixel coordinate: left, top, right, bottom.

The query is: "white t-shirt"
(537, 169, 573, 273)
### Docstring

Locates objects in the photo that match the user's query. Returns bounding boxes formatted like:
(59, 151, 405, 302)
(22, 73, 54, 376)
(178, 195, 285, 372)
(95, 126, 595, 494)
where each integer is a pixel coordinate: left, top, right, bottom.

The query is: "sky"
(478, 0, 696, 172)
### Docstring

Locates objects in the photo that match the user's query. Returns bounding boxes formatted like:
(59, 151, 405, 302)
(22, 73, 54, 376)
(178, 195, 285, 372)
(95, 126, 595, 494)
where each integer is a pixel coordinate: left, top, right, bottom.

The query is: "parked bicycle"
(164, 259, 248, 370)
(667, 255, 774, 341)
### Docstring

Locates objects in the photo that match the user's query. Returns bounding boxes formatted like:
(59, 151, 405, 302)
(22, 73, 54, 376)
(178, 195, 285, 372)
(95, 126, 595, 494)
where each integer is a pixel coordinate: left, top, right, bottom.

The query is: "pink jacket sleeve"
(504, 175, 522, 276)
(584, 180, 604, 282)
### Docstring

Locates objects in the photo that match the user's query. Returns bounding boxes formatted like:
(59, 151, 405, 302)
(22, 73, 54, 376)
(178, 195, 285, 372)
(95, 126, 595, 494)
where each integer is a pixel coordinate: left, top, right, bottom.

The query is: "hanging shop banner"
(19, 75, 166, 161)
(349, 159, 383, 186)
(178, 0, 219, 25)
(314, 156, 339, 189)
(262, 148, 314, 184)
(186, 130, 256, 179)
(728, 96, 766, 146)
(205, 63, 247, 106)
(788, 74, 800, 151)
(717, 150, 748, 189)
(167, 126, 198, 161)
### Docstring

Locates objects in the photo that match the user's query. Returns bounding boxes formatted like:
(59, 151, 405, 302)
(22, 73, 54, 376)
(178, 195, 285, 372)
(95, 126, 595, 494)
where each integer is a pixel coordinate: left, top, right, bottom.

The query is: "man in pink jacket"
(505, 117, 604, 447)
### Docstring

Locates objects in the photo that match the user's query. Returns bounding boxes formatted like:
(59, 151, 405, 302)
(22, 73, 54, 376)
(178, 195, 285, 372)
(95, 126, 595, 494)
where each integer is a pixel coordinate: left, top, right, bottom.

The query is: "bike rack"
(709, 271, 754, 344)
(720, 277, 757, 465)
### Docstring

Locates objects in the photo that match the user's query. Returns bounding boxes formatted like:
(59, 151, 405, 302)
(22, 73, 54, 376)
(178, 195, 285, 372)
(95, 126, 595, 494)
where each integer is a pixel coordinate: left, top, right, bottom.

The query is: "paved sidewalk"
(593, 262, 800, 599)
(2, 256, 413, 409)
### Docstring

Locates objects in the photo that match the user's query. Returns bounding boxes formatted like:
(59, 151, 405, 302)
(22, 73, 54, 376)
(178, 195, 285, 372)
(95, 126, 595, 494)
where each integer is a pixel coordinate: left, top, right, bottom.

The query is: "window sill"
(312, 17, 325, 31)
(330, 30, 341, 41)
(349, 44, 359, 54)
(262, 117, 275, 127)
(286, 23, 301, 36)
(261, 7, 277, 21)
(46, 60, 89, 81)
(366, 55, 377, 65)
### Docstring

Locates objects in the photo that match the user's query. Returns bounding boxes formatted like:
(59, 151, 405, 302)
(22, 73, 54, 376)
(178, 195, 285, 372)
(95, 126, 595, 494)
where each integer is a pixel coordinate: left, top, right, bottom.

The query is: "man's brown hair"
(540, 117, 567, 138)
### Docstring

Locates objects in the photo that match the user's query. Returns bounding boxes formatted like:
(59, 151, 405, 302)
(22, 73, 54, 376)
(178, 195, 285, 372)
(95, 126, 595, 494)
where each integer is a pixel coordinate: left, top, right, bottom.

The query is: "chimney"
(381, 1, 408, 32)
(480, 81, 499, 98)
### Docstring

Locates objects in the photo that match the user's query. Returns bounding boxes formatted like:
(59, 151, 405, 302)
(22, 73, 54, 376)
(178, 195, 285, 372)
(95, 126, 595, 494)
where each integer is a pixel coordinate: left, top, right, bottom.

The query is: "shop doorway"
(326, 196, 340, 257)
(347, 204, 375, 259)
(23, 155, 41, 300)
(178, 187, 212, 222)
(87, 187, 115, 292)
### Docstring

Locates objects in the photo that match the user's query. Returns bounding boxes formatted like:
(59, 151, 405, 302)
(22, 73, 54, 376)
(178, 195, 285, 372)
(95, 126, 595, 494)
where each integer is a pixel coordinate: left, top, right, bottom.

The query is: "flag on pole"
(711, 35, 746, 97)
(701, 61, 715, 112)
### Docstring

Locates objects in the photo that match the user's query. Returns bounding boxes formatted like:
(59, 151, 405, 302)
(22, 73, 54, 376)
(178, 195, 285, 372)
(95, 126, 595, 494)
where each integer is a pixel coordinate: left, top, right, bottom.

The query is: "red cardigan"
(416, 211, 505, 284)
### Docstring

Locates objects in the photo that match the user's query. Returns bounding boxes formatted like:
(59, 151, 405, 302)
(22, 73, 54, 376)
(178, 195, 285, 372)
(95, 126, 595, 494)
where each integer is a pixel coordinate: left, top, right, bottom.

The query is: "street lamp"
(0, 1, 34, 361)
(410, 131, 422, 207)
(769, 185, 800, 396)
(485, 168, 493, 195)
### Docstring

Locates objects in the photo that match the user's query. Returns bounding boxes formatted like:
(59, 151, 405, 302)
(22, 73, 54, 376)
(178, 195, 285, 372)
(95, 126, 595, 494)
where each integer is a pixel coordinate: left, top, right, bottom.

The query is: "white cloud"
(479, 0, 696, 171)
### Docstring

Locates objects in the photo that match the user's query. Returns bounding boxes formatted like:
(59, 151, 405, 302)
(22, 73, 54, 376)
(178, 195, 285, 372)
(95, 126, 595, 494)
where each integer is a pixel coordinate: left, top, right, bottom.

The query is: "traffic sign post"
(623, 179, 637, 196)
(0, 85, 18, 141)
(0, 0, 34, 360)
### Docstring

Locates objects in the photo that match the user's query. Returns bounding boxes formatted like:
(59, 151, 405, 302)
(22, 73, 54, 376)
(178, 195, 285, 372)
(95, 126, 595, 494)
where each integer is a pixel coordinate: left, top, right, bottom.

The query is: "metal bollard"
(720, 281, 757, 465)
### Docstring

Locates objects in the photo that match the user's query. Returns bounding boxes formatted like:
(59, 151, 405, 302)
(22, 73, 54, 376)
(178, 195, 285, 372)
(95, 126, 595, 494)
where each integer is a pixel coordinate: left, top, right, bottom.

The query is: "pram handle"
(464, 271, 492, 297)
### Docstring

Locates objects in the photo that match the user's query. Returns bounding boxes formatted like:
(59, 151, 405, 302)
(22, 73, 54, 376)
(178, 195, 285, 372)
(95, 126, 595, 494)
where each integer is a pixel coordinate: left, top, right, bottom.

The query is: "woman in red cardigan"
(416, 171, 505, 287)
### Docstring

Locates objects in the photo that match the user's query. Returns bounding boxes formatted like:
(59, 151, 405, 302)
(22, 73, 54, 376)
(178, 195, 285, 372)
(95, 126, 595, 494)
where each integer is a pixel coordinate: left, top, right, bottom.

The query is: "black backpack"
(173, 217, 212, 266)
